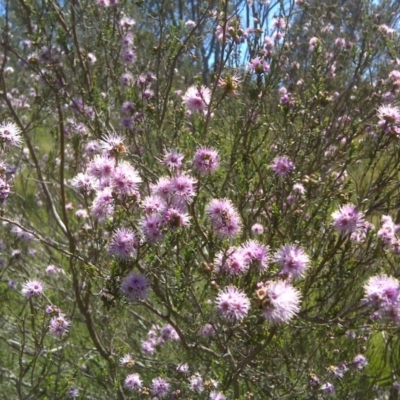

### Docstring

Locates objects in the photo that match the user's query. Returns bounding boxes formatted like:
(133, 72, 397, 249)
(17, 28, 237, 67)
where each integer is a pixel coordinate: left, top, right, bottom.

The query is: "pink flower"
(248, 57, 270, 74)
(0, 178, 10, 202)
(141, 195, 167, 215)
(70, 173, 97, 192)
(275, 244, 310, 279)
(377, 104, 400, 124)
(335, 37, 346, 49)
(87, 52, 97, 64)
(141, 340, 155, 354)
(331, 204, 364, 234)
(108, 228, 138, 259)
(121, 47, 136, 64)
(161, 149, 184, 170)
(377, 104, 400, 135)
(160, 324, 179, 341)
(143, 89, 154, 100)
(241, 240, 269, 271)
(91, 188, 114, 221)
(199, 323, 215, 336)
(140, 214, 164, 242)
(273, 17, 287, 30)
(215, 24, 230, 42)
(309, 37, 319, 51)
(292, 183, 305, 195)
(185, 20, 196, 28)
(182, 86, 211, 112)
(378, 215, 397, 247)
(206, 198, 242, 239)
(111, 161, 142, 197)
(163, 207, 190, 229)
(210, 391, 226, 400)
(100, 133, 126, 157)
(151, 177, 175, 201)
(172, 174, 197, 203)
(121, 32, 134, 47)
(189, 374, 204, 393)
(176, 363, 190, 375)
(251, 223, 264, 235)
(121, 273, 149, 300)
(263, 36, 274, 54)
(379, 24, 396, 38)
(215, 286, 250, 322)
(351, 355, 368, 370)
(124, 373, 142, 390)
(88, 156, 115, 180)
(49, 314, 71, 335)
(121, 101, 135, 114)
(120, 17, 135, 28)
(258, 281, 301, 324)
(320, 382, 335, 396)
(150, 377, 170, 398)
(85, 140, 101, 156)
(363, 275, 400, 306)
(193, 147, 219, 174)
(214, 247, 249, 276)
(120, 72, 134, 87)
(0, 122, 22, 147)
(22, 279, 44, 298)
(270, 156, 295, 176)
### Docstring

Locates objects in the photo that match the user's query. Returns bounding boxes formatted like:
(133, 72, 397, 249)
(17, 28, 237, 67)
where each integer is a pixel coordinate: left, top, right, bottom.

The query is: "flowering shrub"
(1, 0, 400, 398)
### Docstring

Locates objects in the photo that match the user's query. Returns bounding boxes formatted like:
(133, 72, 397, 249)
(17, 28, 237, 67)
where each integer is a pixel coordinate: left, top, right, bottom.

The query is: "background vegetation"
(1, 0, 400, 398)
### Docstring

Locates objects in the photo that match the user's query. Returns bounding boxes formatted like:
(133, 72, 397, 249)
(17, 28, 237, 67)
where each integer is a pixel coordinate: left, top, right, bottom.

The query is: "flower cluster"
(141, 324, 180, 355)
(73, 141, 208, 255)
(311, 351, 368, 397)
(4, 3, 398, 397)
(140, 172, 195, 242)
(71, 134, 142, 221)
(120, 26, 136, 66)
(215, 17, 250, 44)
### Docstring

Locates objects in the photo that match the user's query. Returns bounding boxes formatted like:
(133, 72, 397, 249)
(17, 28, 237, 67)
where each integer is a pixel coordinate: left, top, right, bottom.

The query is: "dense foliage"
(1, 0, 400, 398)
